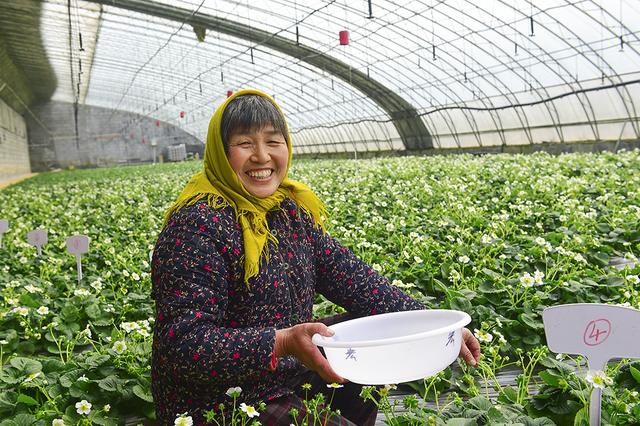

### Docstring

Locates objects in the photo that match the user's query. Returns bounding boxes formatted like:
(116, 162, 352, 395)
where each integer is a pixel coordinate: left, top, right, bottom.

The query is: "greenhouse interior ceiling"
(1, 0, 640, 154)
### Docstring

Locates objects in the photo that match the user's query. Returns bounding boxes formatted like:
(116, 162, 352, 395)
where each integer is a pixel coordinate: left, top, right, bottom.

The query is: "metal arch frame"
(87, 14, 389, 145)
(98, 7, 398, 148)
(509, 1, 637, 141)
(436, 1, 568, 144)
(453, 0, 572, 144)
(579, 0, 640, 137)
(84, 0, 434, 150)
(413, 1, 535, 146)
(346, 4, 485, 149)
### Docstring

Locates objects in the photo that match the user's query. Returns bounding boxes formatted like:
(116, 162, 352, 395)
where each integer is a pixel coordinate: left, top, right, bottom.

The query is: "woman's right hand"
(275, 323, 347, 384)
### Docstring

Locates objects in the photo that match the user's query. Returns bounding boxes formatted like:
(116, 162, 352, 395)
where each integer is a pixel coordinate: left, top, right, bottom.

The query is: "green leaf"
(445, 419, 477, 426)
(59, 371, 83, 388)
(468, 396, 493, 411)
(97, 375, 126, 392)
(630, 366, 640, 384)
(539, 370, 561, 387)
(0, 368, 22, 385)
(519, 313, 543, 330)
(7, 414, 37, 426)
(497, 386, 518, 404)
(0, 392, 18, 416)
(133, 384, 154, 402)
(85, 303, 102, 319)
(15, 394, 38, 406)
(82, 354, 110, 369)
(9, 358, 42, 375)
(573, 406, 589, 426)
(450, 296, 473, 313)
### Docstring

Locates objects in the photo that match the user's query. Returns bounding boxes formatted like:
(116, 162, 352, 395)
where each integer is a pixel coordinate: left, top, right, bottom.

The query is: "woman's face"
(227, 125, 289, 198)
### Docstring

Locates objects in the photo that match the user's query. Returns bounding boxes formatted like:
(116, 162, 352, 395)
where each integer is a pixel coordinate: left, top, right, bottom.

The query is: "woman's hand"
(459, 327, 481, 366)
(275, 323, 346, 383)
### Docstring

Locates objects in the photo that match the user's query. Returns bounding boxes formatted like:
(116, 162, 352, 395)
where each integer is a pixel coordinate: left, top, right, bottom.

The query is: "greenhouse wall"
(0, 97, 30, 181)
(25, 101, 204, 171)
(422, 74, 640, 149)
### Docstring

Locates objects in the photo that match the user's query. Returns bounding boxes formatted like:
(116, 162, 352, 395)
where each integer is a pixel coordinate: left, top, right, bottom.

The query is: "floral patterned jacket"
(150, 198, 424, 424)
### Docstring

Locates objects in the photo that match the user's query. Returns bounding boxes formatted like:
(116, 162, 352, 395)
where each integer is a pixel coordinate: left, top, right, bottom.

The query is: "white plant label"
(27, 229, 48, 256)
(543, 303, 640, 426)
(0, 219, 7, 248)
(66, 235, 89, 283)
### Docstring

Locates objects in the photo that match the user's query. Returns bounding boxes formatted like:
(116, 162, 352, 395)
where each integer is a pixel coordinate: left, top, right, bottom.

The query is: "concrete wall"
(0, 97, 30, 180)
(25, 101, 204, 171)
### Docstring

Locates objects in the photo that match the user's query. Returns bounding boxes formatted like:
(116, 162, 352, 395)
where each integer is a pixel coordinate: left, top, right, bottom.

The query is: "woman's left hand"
(458, 328, 481, 366)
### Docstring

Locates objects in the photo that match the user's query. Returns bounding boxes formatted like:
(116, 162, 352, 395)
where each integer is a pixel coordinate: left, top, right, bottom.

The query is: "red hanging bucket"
(339, 30, 349, 45)
(180, 111, 185, 118)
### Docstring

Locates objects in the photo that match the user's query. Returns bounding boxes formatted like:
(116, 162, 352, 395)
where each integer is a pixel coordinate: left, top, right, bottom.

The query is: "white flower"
(414, 256, 423, 264)
(474, 329, 493, 343)
(81, 326, 92, 339)
(391, 279, 404, 287)
(226, 386, 242, 397)
(77, 375, 89, 382)
(174, 415, 193, 426)
(90, 280, 103, 291)
(372, 263, 382, 272)
(74, 288, 91, 297)
(534, 237, 546, 246)
(75, 399, 92, 415)
(458, 255, 470, 264)
(36, 306, 49, 315)
(122, 269, 130, 277)
(6, 298, 18, 306)
(385, 223, 395, 232)
(52, 419, 65, 426)
(24, 284, 43, 293)
(627, 275, 639, 285)
(326, 383, 344, 388)
(136, 328, 150, 337)
(132, 272, 140, 281)
(13, 307, 29, 316)
(112, 340, 127, 354)
(121, 322, 139, 333)
(103, 404, 111, 412)
(494, 331, 507, 344)
(586, 370, 613, 389)
(240, 403, 260, 418)
(384, 384, 397, 390)
(0, 340, 8, 345)
(519, 273, 534, 288)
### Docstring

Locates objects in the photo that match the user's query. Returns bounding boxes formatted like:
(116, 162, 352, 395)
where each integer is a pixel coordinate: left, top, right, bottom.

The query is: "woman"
(151, 89, 480, 425)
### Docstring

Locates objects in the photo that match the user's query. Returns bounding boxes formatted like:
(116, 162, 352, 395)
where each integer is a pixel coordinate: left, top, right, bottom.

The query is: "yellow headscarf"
(164, 89, 327, 285)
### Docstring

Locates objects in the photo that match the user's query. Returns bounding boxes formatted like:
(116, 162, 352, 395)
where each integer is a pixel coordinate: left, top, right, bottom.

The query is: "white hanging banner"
(27, 229, 48, 256)
(543, 303, 640, 426)
(0, 219, 8, 248)
(66, 235, 90, 283)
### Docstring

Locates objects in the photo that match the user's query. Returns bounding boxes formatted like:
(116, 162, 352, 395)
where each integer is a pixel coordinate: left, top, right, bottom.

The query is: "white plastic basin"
(312, 309, 471, 385)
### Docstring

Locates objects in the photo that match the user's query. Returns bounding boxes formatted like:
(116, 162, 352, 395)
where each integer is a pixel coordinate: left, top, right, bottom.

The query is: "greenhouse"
(1, 0, 639, 425)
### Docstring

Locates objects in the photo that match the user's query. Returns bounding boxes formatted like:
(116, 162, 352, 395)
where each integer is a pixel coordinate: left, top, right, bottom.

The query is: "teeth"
(247, 169, 273, 179)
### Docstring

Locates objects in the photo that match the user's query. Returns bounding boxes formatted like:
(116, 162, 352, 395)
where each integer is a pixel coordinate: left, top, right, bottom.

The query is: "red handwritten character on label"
(583, 318, 611, 346)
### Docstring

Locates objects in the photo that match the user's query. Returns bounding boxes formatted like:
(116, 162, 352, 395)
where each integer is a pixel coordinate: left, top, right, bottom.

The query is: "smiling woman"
(149, 89, 480, 425)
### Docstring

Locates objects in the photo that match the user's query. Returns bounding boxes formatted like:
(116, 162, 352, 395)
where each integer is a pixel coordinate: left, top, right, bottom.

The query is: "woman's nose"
(251, 142, 269, 162)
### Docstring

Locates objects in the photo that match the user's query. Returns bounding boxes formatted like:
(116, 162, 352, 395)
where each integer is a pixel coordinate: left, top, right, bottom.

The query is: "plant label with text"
(66, 235, 89, 255)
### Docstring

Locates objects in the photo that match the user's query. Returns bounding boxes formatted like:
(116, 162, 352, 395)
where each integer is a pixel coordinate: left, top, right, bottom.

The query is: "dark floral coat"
(150, 198, 424, 424)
